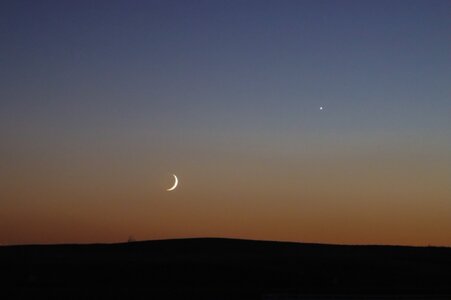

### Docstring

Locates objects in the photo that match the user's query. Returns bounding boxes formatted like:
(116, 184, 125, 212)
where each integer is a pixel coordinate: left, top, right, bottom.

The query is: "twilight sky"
(1, 0, 450, 246)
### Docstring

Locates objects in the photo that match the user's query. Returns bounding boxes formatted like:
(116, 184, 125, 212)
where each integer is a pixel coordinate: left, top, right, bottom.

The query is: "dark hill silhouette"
(1, 238, 451, 299)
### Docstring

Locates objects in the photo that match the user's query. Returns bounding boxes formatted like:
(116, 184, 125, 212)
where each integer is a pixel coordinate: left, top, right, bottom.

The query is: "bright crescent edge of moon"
(167, 174, 178, 191)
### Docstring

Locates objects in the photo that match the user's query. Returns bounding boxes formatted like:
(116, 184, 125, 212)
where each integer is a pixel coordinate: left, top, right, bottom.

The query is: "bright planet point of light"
(320, 106, 323, 110)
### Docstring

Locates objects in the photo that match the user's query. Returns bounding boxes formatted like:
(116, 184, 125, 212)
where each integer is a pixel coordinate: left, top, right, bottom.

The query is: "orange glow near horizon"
(1, 137, 450, 246)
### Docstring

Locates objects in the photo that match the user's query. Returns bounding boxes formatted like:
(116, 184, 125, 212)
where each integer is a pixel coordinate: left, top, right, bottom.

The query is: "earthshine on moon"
(166, 174, 179, 191)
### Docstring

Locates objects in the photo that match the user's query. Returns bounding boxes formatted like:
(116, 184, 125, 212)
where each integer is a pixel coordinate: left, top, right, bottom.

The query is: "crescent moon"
(166, 174, 178, 191)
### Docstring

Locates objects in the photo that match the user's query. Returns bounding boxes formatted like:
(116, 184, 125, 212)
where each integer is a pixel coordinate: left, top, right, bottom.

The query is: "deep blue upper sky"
(2, 0, 449, 132)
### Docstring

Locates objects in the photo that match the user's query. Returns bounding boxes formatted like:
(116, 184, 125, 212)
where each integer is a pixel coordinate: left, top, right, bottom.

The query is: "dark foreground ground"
(1, 238, 450, 299)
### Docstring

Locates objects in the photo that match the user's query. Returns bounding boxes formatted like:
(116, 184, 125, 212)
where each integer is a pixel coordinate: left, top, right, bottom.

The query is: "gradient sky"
(1, 0, 450, 246)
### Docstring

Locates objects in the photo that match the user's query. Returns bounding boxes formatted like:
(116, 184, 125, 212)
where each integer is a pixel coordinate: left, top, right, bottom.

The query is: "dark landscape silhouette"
(1, 238, 451, 299)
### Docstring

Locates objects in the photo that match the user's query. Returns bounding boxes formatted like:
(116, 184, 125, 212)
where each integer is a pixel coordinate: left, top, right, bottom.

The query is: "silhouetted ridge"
(1, 238, 451, 299)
